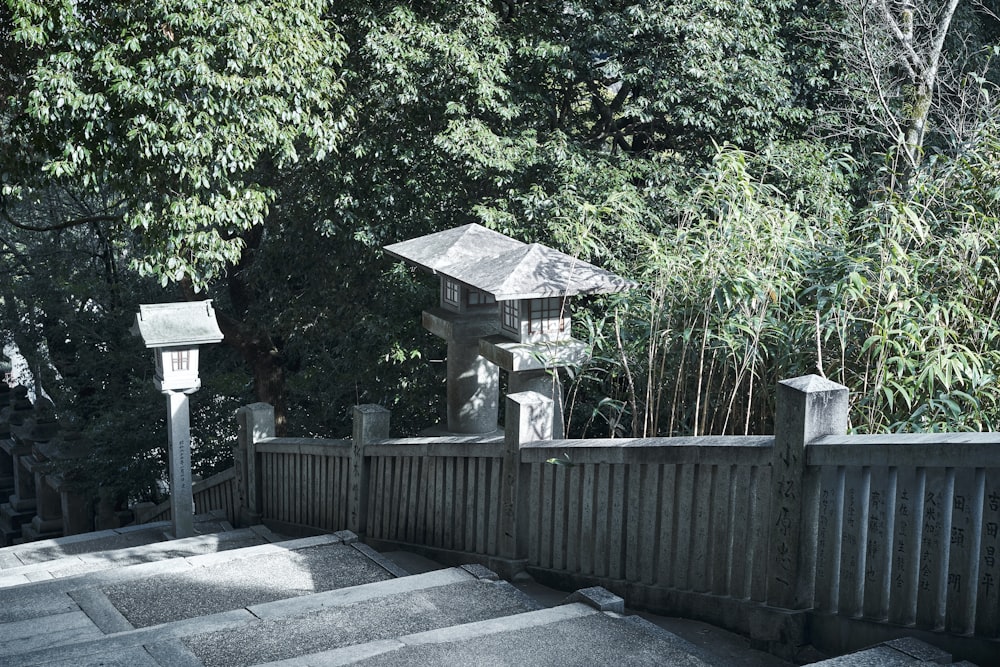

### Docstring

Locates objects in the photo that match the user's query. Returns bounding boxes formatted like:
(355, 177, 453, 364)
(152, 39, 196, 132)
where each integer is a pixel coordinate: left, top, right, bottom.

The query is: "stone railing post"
(494, 390, 553, 577)
(750, 375, 848, 658)
(767, 375, 848, 609)
(235, 403, 274, 526)
(349, 405, 389, 536)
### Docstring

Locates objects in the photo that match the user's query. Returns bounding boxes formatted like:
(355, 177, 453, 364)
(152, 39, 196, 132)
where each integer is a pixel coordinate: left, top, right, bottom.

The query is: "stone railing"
(227, 376, 998, 663)
(805, 433, 1000, 655)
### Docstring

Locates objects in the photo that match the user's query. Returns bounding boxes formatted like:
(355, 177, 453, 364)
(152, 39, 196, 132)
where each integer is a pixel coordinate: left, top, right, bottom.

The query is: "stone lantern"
(132, 300, 223, 537)
(386, 224, 635, 438)
(386, 225, 522, 435)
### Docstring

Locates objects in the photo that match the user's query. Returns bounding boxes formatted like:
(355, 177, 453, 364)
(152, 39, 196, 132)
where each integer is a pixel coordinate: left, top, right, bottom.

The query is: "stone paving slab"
(806, 637, 975, 666)
(102, 541, 394, 628)
(5, 567, 489, 666)
(260, 603, 715, 667)
(0, 533, 392, 661)
(0, 534, 344, 611)
(0, 610, 104, 656)
(0, 515, 237, 570)
(186, 577, 541, 666)
(0, 526, 277, 587)
(34, 645, 164, 667)
(8, 609, 254, 667)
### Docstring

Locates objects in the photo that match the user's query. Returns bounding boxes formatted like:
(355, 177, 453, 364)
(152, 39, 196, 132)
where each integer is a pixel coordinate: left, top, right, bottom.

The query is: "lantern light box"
(132, 301, 224, 392)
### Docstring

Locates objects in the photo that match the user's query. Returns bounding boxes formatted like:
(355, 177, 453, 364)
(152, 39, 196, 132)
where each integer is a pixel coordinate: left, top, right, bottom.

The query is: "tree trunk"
(885, 0, 962, 168)
(181, 227, 290, 435)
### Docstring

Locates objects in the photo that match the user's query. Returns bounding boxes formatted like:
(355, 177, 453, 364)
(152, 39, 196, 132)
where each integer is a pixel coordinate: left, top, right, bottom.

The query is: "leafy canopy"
(2, 0, 349, 288)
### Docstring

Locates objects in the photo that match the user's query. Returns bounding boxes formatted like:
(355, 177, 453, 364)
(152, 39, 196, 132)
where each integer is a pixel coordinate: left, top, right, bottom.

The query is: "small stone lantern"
(132, 301, 223, 537)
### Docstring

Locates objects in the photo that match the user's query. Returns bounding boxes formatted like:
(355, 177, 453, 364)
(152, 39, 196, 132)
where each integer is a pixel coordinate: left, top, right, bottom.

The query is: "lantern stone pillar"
(166, 391, 194, 538)
(19, 399, 61, 540)
(480, 336, 589, 440)
(423, 308, 500, 434)
(7, 392, 41, 513)
(0, 383, 14, 499)
(0, 388, 39, 544)
(385, 224, 635, 437)
(43, 428, 93, 536)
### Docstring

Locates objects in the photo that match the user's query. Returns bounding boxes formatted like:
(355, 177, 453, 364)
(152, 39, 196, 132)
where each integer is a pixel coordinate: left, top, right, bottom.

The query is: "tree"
(828, 0, 1000, 169)
(1, 0, 350, 288)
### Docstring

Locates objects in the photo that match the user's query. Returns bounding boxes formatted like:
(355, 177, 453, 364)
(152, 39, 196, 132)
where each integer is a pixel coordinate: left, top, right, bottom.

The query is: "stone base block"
(238, 507, 263, 528)
(20, 517, 62, 542)
(0, 525, 19, 547)
(7, 494, 36, 513)
(0, 502, 34, 532)
(807, 610, 1000, 666)
(747, 605, 809, 660)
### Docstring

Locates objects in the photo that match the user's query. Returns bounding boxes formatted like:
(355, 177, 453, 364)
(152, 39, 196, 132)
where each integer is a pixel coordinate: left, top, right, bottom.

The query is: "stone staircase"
(0, 519, 982, 666)
(0, 518, 721, 666)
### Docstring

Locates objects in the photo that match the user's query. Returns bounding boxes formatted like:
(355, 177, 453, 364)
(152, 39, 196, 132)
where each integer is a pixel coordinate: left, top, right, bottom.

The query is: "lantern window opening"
(529, 297, 567, 335)
(501, 300, 519, 335)
(170, 349, 191, 372)
(442, 278, 461, 307)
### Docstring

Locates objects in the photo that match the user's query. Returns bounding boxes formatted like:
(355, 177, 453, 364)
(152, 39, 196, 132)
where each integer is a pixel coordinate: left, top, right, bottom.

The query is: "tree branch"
(860, 9, 906, 143)
(875, 0, 924, 77)
(0, 206, 122, 232)
(925, 0, 962, 84)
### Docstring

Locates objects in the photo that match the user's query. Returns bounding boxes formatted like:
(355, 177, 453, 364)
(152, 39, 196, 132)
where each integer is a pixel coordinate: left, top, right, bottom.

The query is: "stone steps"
(262, 603, 715, 667)
(0, 526, 723, 667)
(0, 525, 977, 666)
(0, 514, 240, 572)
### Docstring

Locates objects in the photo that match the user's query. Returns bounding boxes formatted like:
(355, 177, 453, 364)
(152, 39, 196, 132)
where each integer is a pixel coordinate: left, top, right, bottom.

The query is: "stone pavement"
(0, 524, 717, 666)
(382, 549, 793, 667)
(0, 523, 981, 666)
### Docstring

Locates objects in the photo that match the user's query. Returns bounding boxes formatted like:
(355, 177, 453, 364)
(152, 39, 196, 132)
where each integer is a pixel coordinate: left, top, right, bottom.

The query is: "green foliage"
(562, 126, 1000, 436)
(505, 0, 822, 152)
(4, 1, 1000, 507)
(2, 0, 349, 288)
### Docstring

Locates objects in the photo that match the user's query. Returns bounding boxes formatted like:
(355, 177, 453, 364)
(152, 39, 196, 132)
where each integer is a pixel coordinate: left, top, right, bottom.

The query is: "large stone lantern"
(386, 224, 635, 438)
(386, 225, 522, 435)
(132, 301, 223, 537)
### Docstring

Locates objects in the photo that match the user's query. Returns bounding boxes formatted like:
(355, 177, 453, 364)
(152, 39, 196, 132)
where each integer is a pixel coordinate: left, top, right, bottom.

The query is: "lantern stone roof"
(385, 224, 636, 300)
(384, 223, 525, 274)
(132, 301, 224, 348)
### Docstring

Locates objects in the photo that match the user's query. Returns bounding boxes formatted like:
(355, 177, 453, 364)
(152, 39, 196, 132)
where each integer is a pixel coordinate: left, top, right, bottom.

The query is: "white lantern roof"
(384, 223, 525, 273)
(384, 223, 636, 301)
(132, 301, 224, 349)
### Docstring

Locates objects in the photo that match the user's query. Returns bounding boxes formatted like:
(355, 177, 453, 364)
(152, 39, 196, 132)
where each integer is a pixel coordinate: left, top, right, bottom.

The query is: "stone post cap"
(779, 374, 848, 394)
(506, 390, 553, 407)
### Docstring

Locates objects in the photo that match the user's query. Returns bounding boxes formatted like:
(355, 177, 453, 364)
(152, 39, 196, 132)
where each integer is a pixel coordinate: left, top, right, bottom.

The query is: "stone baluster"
(234, 403, 275, 527)
(750, 375, 849, 659)
(349, 404, 389, 537)
(21, 401, 66, 541)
